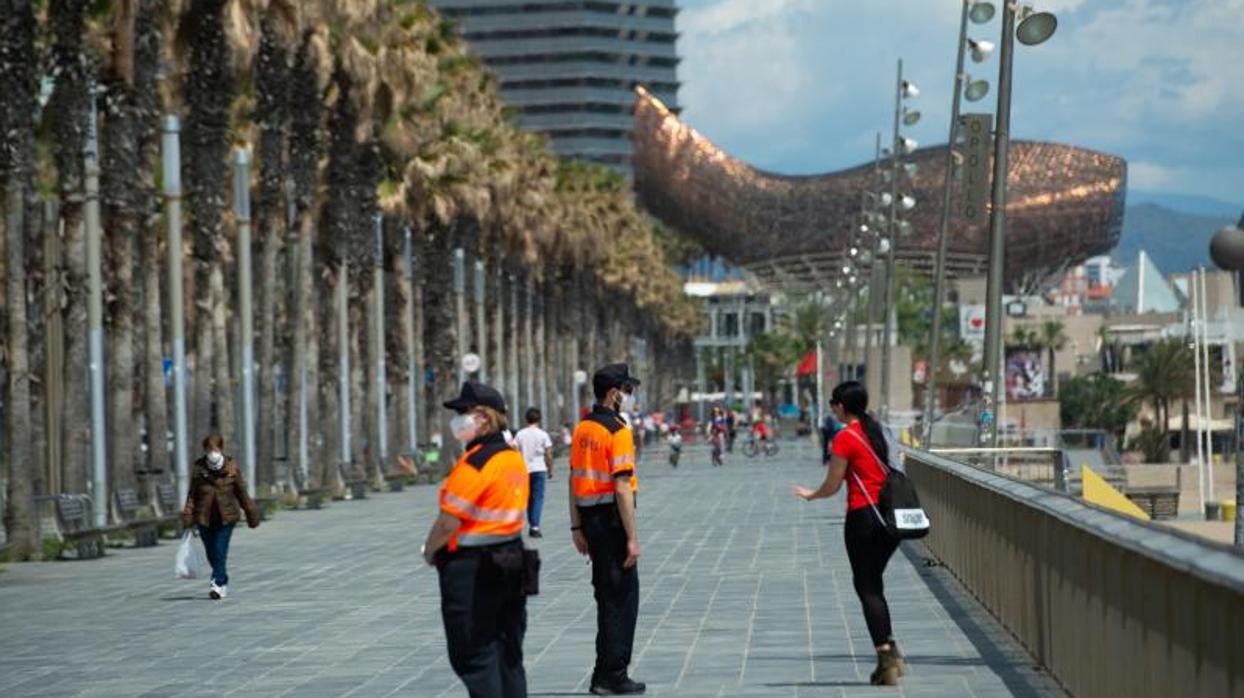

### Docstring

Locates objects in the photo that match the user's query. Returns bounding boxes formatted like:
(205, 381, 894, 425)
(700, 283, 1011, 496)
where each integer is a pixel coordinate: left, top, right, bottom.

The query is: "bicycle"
(743, 433, 779, 458)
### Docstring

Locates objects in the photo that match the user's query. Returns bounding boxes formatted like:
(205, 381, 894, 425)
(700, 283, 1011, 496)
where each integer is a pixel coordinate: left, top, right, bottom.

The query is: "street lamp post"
(1208, 214, 1244, 550)
(981, 3, 1056, 448)
(923, 0, 995, 445)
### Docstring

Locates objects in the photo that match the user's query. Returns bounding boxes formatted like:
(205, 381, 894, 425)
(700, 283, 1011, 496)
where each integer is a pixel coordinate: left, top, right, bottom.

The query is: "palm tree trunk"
(43, 200, 66, 494)
(47, 0, 90, 495)
(349, 298, 366, 475)
(1, 0, 41, 556)
(412, 241, 427, 446)
(4, 180, 38, 556)
(394, 232, 414, 452)
(287, 211, 311, 490)
(211, 262, 233, 446)
(183, 0, 233, 442)
(491, 262, 505, 412)
(254, 14, 290, 495)
(318, 265, 341, 491)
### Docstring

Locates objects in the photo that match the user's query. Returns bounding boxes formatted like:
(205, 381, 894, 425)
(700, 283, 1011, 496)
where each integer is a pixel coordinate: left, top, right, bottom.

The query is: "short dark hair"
(202, 434, 224, 451)
(525, 407, 541, 425)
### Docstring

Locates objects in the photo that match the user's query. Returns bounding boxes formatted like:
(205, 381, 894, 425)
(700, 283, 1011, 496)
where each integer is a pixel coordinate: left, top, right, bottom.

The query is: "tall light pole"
(233, 148, 257, 496)
(1208, 213, 1244, 550)
(924, 0, 996, 444)
(879, 61, 919, 422)
(981, 4, 1057, 447)
(84, 82, 108, 526)
(162, 116, 190, 503)
(862, 133, 883, 386)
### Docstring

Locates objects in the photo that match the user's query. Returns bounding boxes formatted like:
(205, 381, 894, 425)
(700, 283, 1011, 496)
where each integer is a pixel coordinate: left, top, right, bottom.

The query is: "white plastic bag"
(174, 531, 205, 580)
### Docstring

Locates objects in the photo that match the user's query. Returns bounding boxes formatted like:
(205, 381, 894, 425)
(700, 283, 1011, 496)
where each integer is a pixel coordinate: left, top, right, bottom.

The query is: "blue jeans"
(198, 523, 235, 586)
(527, 472, 547, 529)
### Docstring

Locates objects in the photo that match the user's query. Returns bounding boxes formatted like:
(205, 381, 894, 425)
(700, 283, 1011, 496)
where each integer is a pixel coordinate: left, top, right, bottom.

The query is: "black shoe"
(590, 677, 646, 695)
(529, 527, 543, 538)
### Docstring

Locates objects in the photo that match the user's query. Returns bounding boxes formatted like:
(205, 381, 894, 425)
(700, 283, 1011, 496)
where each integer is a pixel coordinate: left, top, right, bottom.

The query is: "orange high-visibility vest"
(570, 405, 637, 507)
(439, 432, 529, 551)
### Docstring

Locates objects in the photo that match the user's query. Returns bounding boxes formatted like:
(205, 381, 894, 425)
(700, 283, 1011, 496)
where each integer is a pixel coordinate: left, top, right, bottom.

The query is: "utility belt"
(438, 537, 540, 596)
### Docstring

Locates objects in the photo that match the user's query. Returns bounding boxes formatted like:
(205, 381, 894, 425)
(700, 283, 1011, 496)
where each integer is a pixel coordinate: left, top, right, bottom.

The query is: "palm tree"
(1129, 338, 1195, 462)
(1037, 319, 1069, 396)
(46, 0, 92, 496)
(178, 0, 234, 443)
(253, 1, 297, 494)
(0, 0, 40, 557)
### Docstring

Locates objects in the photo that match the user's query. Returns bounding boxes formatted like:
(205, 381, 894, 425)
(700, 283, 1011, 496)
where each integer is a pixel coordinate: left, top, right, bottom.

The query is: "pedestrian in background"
(793, 381, 905, 686)
(569, 364, 646, 695)
(423, 381, 530, 697)
(514, 407, 554, 538)
(181, 434, 260, 600)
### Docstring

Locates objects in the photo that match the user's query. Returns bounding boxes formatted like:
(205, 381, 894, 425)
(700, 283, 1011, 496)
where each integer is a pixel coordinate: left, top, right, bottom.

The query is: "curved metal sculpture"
(632, 86, 1126, 290)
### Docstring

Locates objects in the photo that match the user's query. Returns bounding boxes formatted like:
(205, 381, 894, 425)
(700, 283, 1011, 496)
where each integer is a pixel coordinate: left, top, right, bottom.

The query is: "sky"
(674, 0, 1244, 207)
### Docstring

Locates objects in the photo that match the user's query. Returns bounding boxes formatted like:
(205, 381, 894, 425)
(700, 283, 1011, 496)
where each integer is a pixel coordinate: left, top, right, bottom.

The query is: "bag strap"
(841, 429, 888, 528)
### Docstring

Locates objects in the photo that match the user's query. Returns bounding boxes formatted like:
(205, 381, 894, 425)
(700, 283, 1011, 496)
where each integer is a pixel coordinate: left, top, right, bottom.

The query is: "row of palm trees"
(0, 0, 701, 559)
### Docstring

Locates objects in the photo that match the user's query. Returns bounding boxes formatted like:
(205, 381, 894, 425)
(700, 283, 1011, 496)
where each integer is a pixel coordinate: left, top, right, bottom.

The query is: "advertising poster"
(1005, 348, 1047, 401)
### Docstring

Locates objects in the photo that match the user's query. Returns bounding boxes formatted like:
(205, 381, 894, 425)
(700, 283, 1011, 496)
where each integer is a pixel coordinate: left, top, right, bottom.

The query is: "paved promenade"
(0, 441, 1065, 697)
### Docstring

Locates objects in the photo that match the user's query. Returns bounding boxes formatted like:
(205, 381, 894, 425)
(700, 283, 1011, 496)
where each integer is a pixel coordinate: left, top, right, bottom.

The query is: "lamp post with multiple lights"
(1208, 214, 1244, 550)
(878, 61, 920, 421)
(980, 3, 1058, 447)
(922, 0, 997, 445)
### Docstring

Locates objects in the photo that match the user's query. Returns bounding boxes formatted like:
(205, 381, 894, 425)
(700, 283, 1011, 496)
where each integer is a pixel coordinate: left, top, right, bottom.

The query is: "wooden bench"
(1125, 486, 1181, 520)
(114, 489, 164, 547)
(38, 495, 124, 559)
(338, 463, 369, 501)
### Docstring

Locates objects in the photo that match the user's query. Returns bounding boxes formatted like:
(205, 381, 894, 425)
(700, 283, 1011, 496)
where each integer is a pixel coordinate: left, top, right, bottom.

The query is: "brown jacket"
(181, 457, 260, 529)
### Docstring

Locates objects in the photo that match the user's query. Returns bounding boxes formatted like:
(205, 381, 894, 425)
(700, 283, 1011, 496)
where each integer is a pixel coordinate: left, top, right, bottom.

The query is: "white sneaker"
(218, 584, 228, 599)
(209, 582, 225, 600)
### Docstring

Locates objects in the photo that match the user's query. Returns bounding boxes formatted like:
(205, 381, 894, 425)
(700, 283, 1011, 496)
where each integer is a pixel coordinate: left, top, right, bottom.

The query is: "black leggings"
(844, 507, 900, 647)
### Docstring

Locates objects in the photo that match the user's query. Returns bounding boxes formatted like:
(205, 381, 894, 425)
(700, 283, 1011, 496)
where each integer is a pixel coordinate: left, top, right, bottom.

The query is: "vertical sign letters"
(958, 113, 992, 221)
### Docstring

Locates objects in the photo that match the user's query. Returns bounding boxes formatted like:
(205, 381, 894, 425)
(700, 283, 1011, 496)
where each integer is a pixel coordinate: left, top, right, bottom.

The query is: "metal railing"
(906, 448, 1244, 697)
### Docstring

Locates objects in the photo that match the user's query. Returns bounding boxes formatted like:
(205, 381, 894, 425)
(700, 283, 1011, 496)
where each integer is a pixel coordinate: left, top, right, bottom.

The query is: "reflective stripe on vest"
(571, 467, 614, 483)
(444, 492, 526, 524)
(575, 493, 616, 506)
(611, 454, 635, 468)
(456, 531, 522, 547)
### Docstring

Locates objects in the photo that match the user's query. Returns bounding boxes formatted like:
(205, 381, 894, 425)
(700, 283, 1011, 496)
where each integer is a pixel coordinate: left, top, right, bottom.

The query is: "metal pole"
(84, 83, 108, 526)
(863, 133, 882, 387)
(924, 0, 972, 444)
(815, 339, 825, 433)
(1200, 267, 1215, 502)
(695, 348, 706, 422)
(1193, 273, 1206, 513)
(525, 276, 535, 414)
(233, 148, 257, 496)
(403, 227, 417, 452)
(453, 248, 466, 385)
(982, 4, 1017, 448)
(475, 259, 487, 383)
(374, 214, 388, 463)
(879, 59, 903, 422)
(338, 261, 351, 467)
(162, 116, 191, 503)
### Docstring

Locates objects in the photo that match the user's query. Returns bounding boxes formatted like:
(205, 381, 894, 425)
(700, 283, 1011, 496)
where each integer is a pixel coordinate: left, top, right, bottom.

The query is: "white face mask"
(206, 450, 224, 470)
(619, 392, 636, 413)
(450, 413, 481, 444)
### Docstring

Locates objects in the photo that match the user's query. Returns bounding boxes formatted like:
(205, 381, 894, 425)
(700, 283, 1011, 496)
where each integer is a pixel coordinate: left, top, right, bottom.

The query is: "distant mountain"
(1127, 191, 1243, 218)
(1110, 203, 1235, 275)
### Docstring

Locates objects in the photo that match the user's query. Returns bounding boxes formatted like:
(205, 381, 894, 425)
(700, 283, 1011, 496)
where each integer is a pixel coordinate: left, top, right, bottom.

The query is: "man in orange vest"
(422, 381, 530, 697)
(569, 363, 645, 695)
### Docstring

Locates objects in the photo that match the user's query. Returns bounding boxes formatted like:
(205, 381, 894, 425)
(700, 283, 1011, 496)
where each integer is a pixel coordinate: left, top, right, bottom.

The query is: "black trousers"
(580, 502, 639, 683)
(844, 507, 900, 647)
(437, 541, 528, 698)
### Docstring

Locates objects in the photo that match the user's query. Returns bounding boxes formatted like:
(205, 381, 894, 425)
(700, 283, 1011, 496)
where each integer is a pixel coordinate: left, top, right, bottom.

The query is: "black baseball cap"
(593, 363, 641, 396)
(443, 381, 508, 414)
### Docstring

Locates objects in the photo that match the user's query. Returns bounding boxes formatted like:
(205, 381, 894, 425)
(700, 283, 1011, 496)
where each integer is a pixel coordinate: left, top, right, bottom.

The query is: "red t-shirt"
(830, 421, 887, 512)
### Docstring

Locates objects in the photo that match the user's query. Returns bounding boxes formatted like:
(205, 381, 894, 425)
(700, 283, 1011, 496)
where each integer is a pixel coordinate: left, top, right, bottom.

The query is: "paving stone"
(0, 441, 1064, 696)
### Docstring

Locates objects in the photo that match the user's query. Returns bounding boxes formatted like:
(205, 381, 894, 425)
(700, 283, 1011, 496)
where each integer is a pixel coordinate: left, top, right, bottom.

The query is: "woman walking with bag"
(793, 381, 904, 686)
(181, 434, 260, 600)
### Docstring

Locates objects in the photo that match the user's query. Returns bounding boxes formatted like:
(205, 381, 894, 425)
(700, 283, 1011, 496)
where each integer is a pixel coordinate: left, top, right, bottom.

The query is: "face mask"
(450, 413, 481, 444)
(206, 451, 224, 470)
(619, 392, 636, 413)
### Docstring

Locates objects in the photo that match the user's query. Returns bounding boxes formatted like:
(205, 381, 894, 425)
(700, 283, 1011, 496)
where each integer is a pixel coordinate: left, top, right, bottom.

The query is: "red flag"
(795, 349, 817, 377)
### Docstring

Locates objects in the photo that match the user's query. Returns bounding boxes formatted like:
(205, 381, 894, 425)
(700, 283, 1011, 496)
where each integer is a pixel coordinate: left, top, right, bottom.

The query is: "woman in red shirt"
(793, 381, 903, 686)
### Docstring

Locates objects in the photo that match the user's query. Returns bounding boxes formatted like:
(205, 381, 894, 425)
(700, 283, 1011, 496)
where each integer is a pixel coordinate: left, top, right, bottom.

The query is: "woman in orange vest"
(422, 381, 530, 697)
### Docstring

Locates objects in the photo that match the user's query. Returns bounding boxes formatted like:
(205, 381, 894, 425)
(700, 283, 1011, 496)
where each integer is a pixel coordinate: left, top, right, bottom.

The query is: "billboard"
(1005, 348, 1048, 401)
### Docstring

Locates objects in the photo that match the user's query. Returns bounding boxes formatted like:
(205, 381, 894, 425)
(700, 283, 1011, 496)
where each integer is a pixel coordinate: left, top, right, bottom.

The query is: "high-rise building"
(430, 0, 680, 170)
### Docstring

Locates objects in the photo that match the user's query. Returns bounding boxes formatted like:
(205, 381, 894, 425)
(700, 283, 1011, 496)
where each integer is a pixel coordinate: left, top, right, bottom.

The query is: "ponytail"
(830, 380, 889, 465)
(857, 412, 890, 467)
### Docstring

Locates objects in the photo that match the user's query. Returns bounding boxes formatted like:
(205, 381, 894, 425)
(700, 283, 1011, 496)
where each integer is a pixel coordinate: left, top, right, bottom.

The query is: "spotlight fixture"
(1016, 5, 1057, 46)
(901, 80, 920, 99)
(902, 109, 922, 126)
(968, 0, 995, 24)
(968, 38, 995, 63)
(964, 77, 990, 102)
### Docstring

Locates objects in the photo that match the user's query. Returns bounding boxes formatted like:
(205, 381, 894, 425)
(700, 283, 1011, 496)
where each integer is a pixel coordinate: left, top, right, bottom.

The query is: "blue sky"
(674, 0, 1244, 207)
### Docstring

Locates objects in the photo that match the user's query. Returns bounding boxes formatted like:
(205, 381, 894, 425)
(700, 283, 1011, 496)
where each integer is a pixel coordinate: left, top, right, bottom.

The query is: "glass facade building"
(429, 0, 681, 170)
